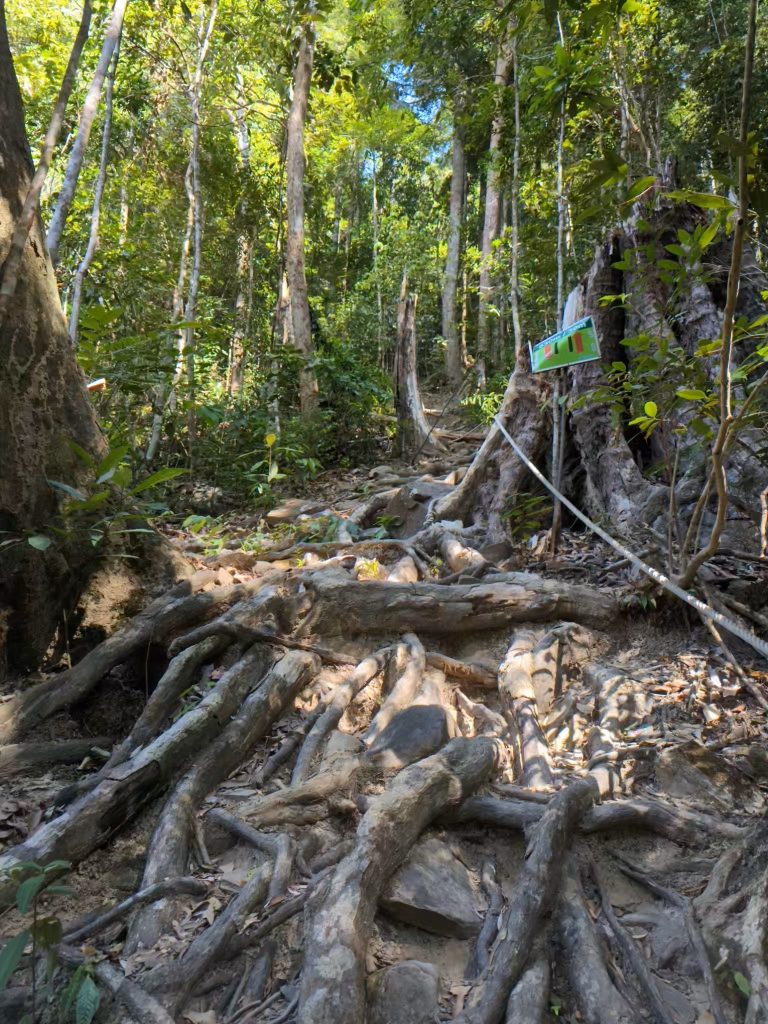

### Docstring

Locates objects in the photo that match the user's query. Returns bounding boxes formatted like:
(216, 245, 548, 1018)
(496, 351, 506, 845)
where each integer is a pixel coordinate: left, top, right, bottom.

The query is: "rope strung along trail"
(493, 414, 768, 663)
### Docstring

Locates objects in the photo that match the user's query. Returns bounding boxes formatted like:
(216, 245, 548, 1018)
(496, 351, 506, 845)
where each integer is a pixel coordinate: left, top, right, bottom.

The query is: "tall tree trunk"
(285, 5, 319, 419)
(145, 162, 193, 467)
(0, 0, 92, 312)
(371, 151, 383, 360)
(0, 3, 103, 675)
(178, 0, 219, 462)
(477, 36, 512, 389)
(46, 0, 130, 266)
(442, 89, 466, 388)
(228, 72, 252, 398)
(510, 32, 524, 372)
(68, 36, 120, 347)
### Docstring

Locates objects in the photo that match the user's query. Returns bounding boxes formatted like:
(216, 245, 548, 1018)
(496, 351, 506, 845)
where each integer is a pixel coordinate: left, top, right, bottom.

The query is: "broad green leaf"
(75, 974, 100, 1024)
(699, 218, 721, 249)
(676, 388, 707, 401)
(95, 446, 129, 482)
(16, 874, 47, 914)
(667, 190, 735, 211)
(644, 401, 658, 418)
(625, 175, 656, 201)
(47, 480, 87, 501)
(0, 930, 29, 990)
(131, 467, 187, 494)
(734, 972, 751, 996)
(66, 492, 110, 514)
(27, 535, 52, 551)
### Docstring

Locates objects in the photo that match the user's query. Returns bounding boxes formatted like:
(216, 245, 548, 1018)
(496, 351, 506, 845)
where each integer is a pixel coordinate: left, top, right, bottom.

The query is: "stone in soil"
(367, 960, 440, 1024)
(366, 705, 456, 769)
(381, 837, 481, 938)
(656, 741, 765, 815)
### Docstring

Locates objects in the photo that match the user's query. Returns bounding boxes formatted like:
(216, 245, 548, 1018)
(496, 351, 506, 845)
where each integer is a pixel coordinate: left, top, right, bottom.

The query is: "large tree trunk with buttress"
(0, 7, 103, 676)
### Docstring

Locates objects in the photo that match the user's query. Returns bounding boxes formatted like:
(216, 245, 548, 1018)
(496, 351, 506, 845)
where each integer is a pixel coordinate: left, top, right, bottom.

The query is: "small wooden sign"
(529, 316, 600, 373)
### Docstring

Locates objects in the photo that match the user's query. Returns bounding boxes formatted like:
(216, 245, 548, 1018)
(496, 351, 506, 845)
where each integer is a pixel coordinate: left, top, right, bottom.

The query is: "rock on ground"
(368, 960, 440, 1024)
(380, 836, 481, 938)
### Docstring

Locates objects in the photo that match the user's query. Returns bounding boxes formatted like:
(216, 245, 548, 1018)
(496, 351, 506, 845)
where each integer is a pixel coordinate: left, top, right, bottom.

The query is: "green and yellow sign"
(529, 316, 600, 374)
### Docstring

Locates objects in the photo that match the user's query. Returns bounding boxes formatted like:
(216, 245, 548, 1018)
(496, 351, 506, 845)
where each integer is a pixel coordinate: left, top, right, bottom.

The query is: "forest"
(1, 0, 768, 1021)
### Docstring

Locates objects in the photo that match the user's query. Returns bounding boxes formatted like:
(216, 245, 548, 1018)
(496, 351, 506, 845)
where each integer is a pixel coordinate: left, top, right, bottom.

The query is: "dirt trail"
(1, 419, 767, 1024)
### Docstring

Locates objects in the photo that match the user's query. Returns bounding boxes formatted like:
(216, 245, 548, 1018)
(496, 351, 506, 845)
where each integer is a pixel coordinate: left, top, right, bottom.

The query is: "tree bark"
(0, 0, 92, 312)
(477, 35, 512, 388)
(443, 90, 466, 387)
(227, 71, 252, 397)
(285, 4, 319, 418)
(509, 34, 523, 369)
(68, 33, 120, 346)
(178, 0, 218, 461)
(46, 0, 130, 265)
(394, 274, 437, 454)
(0, 4, 104, 675)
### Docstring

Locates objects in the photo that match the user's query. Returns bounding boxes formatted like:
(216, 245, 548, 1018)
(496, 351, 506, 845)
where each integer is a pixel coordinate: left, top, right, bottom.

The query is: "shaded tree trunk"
(228, 71, 253, 397)
(46, 0, 130, 266)
(285, 5, 319, 419)
(442, 89, 466, 388)
(69, 35, 120, 347)
(510, 33, 523, 370)
(0, 0, 92, 313)
(179, 0, 219, 462)
(0, 4, 103, 675)
(477, 35, 512, 388)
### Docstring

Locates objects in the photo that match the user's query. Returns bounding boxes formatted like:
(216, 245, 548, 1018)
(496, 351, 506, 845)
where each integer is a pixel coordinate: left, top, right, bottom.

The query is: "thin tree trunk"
(179, 0, 219, 460)
(46, 0, 130, 266)
(510, 32, 524, 372)
(477, 35, 512, 388)
(68, 36, 120, 347)
(285, 4, 319, 419)
(0, 0, 92, 314)
(372, 151, 383, 360)
(550, 18, 568, 554)
(442, 89, 466, 387)
(228, 73, 252, 397)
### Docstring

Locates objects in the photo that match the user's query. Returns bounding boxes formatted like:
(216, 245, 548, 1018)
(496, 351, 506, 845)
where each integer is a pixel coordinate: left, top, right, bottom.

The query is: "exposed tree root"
(125, 649, 318, 952)
(0, 572, 269, 743)
(1, 420, 765, 1024)
(297, 738, 500, 1024)
(0, 736, 111, 780)
(453, 776, 599, 1024)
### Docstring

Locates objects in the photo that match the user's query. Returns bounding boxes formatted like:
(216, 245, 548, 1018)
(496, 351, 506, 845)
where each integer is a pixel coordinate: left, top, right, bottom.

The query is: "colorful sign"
(529, 316, 600, 373)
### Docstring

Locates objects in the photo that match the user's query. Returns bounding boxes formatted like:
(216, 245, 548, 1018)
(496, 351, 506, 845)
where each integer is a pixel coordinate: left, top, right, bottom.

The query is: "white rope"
(493, 414, 768, 663)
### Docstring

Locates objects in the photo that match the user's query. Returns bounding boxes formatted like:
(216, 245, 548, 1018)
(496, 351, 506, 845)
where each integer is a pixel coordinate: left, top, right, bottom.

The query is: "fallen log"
(300, 571, 619, 636)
